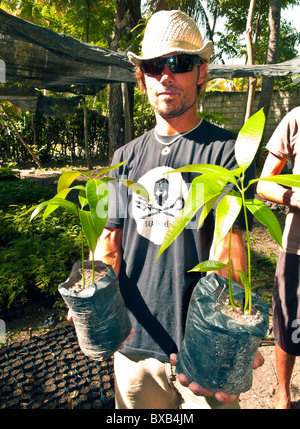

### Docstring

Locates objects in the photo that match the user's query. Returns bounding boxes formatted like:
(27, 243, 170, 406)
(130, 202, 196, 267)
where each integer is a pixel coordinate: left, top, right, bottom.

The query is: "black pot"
(58, 260, 131, 360)
(176, 273, 269, 395)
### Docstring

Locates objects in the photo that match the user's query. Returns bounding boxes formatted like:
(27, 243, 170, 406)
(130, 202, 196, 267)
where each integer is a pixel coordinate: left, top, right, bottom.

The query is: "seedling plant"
(31, 163, 148, 288)
(157, 109, 300, 315)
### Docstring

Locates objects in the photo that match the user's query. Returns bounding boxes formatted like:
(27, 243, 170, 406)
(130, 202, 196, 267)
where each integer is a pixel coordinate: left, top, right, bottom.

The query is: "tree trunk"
(258, 0, 281, 118)
(245, 0, 257, 123)
(107, 83, 124, 161)
(0, 103, 42, 168)
(122, 83, 132, 145)
(256, 0, 281, 164)
(107, 0, 141, 162)
(82, 98, 93, 170)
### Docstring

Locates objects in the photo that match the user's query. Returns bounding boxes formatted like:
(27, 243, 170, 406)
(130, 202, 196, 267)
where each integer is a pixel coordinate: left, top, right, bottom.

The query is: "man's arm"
(93, 227, 123, 276)
(257, 152, 300, 209)
(209, 227, 247, 285)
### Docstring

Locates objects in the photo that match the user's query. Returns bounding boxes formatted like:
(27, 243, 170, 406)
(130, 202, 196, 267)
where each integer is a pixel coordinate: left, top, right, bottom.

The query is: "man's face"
(144, 54, 207, 120)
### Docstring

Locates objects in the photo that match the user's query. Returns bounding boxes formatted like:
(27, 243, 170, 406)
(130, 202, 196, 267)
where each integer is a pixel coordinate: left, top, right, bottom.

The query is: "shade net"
(0, 8, 135, 115)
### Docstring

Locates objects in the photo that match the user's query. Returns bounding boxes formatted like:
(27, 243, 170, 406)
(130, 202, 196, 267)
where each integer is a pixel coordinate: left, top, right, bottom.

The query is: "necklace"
(155, 119, 202, 156)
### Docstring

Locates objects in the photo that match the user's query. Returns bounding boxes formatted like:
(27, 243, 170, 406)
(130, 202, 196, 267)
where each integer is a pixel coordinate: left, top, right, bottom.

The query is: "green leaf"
(259, 174, 300, 188)
(42, 188, 74, 220)
(30, 193, 78, 222)
(71, 185, 87, 192)
(57, 171, 90, 193)
(156, 172, 231, 259)
(197, 194, 220, 230)
(118, 179, 149, 201)
(168, 164, 240, 185)
(214, 192, 242, 250)
(169, 164, 232, 175)
(96, 161, 126, 177)
(79, 209, 98, 254)
(237, 270, 249, 288)
(189, 260, 228, 272)
(78, 191, 88, 209)
(86, 179, 108, 238)
(30, 201, 48, 221)
(235, 109, 265, 172)
(42, 197, 78, 217)
(246, 199, 282, 247)
(236, 270, 252, 313)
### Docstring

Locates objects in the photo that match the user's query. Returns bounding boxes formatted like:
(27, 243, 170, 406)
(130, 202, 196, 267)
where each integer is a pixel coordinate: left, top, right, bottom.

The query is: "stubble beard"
(151, 85, 199, 119)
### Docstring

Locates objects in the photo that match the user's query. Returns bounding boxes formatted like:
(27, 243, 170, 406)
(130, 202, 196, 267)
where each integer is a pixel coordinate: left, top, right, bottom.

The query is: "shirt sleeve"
(266, 107, 300, 159)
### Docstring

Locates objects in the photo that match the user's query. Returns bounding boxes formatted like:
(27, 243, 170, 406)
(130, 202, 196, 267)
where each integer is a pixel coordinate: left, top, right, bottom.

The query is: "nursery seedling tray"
(0, 326, 114, 409)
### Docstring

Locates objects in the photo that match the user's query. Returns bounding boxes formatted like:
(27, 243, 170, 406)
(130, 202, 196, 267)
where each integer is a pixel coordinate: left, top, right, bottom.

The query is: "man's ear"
(198, 63, 208, 85)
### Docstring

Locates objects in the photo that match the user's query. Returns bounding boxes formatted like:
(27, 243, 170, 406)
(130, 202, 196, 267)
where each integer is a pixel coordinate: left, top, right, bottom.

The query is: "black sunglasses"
(141, 54, 202, 76)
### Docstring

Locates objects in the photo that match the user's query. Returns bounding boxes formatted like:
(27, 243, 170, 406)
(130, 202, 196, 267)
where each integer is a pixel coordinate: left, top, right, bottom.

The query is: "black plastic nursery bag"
(58, 261, 132, 360)
(176, 273, 269, 395)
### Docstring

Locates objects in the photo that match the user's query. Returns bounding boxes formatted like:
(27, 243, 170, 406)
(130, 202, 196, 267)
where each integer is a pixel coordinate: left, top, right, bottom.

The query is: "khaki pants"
(114, 352, 240, 409)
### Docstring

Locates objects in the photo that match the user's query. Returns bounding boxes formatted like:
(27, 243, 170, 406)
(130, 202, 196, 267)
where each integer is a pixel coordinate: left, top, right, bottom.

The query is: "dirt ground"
(239, 343, 300, 409)
(3, 168, 300, 410)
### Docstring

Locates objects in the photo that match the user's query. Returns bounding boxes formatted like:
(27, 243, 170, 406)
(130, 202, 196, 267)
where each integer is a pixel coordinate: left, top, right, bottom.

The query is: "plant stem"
(228, 226, 237, 308)
(91, 253, 95, 284)
(81, 229, 85, 289)
(240, 174, 252, 314)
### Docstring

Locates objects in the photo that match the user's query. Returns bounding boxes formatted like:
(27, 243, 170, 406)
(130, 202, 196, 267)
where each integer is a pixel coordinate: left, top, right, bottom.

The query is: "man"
(95, 10, 262, 409)
(257, 107, 300, 409)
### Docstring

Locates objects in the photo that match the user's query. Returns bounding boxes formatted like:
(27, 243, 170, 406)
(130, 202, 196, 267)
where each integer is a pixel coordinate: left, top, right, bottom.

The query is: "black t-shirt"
(106, 120, 254, 361)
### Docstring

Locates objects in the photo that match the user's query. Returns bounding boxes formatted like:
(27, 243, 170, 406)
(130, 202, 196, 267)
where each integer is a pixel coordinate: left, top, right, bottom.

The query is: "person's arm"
(92, 227, 123, 276)
(209, 227, 247, 285)
(257, 152, 300, 209)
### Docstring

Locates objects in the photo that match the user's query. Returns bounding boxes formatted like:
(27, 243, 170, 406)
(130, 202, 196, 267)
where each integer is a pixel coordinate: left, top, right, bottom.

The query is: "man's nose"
(159, 64, 175, 83)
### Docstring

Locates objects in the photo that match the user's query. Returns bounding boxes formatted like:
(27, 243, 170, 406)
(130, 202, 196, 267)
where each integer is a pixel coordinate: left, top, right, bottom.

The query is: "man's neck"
(155, 113, 201, 136)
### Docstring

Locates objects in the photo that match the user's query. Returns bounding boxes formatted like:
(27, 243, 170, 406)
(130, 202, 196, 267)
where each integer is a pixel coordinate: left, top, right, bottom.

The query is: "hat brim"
(128, 41, 213, 66)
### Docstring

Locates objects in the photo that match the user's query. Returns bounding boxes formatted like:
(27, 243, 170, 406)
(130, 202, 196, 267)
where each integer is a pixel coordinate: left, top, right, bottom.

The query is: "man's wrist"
(282, 189, 294, 207)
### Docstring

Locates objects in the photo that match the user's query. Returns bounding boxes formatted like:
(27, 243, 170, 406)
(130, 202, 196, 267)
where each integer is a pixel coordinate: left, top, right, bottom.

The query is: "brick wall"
(203, 89, 300, 142)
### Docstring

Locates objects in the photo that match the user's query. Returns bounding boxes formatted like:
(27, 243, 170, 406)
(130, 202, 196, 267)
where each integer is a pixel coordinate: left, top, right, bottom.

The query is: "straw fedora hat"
(128, 10, 213, 66)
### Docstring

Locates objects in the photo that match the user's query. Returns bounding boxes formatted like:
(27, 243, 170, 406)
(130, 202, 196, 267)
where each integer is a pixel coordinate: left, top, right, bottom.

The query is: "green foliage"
(0, 167, 19, 181)
(0, 179, 84, 310)
(2, 0, 115, 47)
(0, 179, 54, 208)
(198, 111, 231, 129)
(0, 104, 109, 166)
(31, 164, 149, 288)
(0, 211, 83, 308)
(216, 0, 300, 68)
(132, 89, 156, 137)
(156, 109, 300, 314)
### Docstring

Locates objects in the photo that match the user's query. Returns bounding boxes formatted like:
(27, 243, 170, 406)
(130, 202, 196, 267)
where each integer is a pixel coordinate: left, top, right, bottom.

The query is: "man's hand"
(119, 328, 134, 349)
(290, 190, 300, 209)
(170, 350, 264, 404)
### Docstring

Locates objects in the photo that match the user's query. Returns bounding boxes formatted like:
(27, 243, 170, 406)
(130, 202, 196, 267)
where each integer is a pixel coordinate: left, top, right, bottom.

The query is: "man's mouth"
(157, 90, 179, 99)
